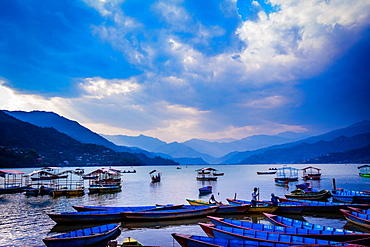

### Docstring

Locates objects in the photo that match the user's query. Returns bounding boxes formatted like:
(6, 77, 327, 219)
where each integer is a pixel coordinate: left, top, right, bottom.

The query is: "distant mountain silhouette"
(0, 111, 144, 167)
(239, 132, 370, 164)
(0, 111, 177, 165)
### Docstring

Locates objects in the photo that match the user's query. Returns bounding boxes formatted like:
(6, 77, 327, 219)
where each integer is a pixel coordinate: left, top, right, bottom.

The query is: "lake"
(0, 163, 369, 246)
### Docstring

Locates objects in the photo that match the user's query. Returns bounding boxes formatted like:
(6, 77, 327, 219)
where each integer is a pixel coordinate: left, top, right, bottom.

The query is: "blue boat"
(47, 210, 124, 224)
(208, 215, 370, 245)
(172, 233, 296, 247)
(199, 223, 356, 246)
(295, 182, 310, 189)
(278, 198, 370, 213)
(198, 186, 212, 194)
(43, 223, 120, 247)
(72, 204, 184, 212)
(120, 205, 218, 220)
(332, 189, 370, 203)
(340, 207, 370, 229)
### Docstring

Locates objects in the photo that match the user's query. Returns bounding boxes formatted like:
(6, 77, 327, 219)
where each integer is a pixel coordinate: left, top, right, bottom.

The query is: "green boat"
(358, 165, 370, 177)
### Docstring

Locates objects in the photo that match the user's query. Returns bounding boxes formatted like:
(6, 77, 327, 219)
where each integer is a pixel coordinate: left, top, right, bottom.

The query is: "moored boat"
(274, 167, 299, 182)
(72, 204, 185, 212)
(302, 166, 322, 180)
(295, 182, 310, 189)
(275, 179, 289, 186)
(88, 184, 122, 194)
(340, 207, 370, 229)
(0, 170, 27, 194)
(257, 171, 276, 175)
(226, 199, 278, 213)
(47, 210, 125, 224)
(285, 189, 331, 200)
(262, 213, 370, 245)
(120, 205, 218, 221)
(121, 237, 143, 246)
(198, 223, 356, 246)
(198, 186, 212, 194)
(278, 198, 370, 213)
(332, 189, 370, 203)
(185, 199, 250, 214)
(358, 165, 370, 178)
(172, 233, 296, 247)
(43, 223, 121, 247)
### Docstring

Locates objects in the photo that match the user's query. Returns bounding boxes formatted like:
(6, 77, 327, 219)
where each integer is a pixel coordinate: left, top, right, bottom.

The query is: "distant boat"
(43, 223, 120, 247)
(275, 179, 289, 187)
(358, 165, 370, 178)
(257, 171, 276, 175)
(86, 168, 122, 194)
(196, 168, 218, 181)
(198, 185, 212, 194)
(0, 170, 27, 194)
(302, 166, 322, 180)
(295, 182, 310, 189)
(149, 170, 161, 183)
(274, 167, 299, 182)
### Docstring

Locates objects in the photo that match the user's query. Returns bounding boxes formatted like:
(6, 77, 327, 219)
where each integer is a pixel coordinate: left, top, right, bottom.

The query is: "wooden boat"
(263, 213, 370, 245)
(340, 207, 370, 229)
(72, 204, 185, 212)
(52, 187, 85, 197)
(121, 237, 143, 246)
(43, 223, 120, 247)
(275, 179, 289, 186)
(47, 210, 125, 224)
(259, 201, 306, 214)
(212, 172, 224, 176)
(24, 185, 53, 196)
(198, 223, 354, 246)
(88, 184, 122, 194)
(207, 215, 370, 245)
(226, 199, 278, 213)
(302, 166, 322, 180)
(285, 189, 331, 200)
(278, 198, 370, 213)
(331, 189, 370, 203)
(186, 199, 250, 214)
(196, 168, 218, 181)
(172, 233, 295, 247)
(120, 205, 218, 220)
(198, 186, 212, 194)
(0, 170, 27, 194)
(257, 171, 276, 175)
(358, 165, 370, 178)
(274, 167, 299, 182)
(149, 170, 161, 183)
(295, 182, 310, 189)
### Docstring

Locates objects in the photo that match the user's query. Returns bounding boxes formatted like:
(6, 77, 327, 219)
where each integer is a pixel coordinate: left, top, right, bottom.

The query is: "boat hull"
(198, 223, 349, 246)
(340, 208, 370, 229)
(47, 211, 124, 224)
(120, 206, 218, 220)
(43, 224, 120, 247)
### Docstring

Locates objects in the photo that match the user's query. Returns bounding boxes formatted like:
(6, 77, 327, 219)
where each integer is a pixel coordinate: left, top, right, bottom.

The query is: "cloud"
(0, 0, 369, 143)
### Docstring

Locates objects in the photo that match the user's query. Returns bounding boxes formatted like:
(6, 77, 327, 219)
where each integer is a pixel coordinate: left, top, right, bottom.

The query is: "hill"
(0, 111, 178, 167)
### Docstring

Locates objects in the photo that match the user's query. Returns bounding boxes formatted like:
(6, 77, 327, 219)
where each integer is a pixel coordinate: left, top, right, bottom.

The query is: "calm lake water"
(1, 164, 369, 247)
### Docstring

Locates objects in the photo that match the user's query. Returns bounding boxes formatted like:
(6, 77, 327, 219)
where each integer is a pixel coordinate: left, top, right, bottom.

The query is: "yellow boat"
(122, 237, 143, 246)
(52, 187, 85, 197)
(248, 205, 278, 213)
(186, 199, 223, 205)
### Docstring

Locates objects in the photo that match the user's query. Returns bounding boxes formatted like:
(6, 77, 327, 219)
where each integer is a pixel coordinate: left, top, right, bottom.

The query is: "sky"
(0, 0, 369, 143)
